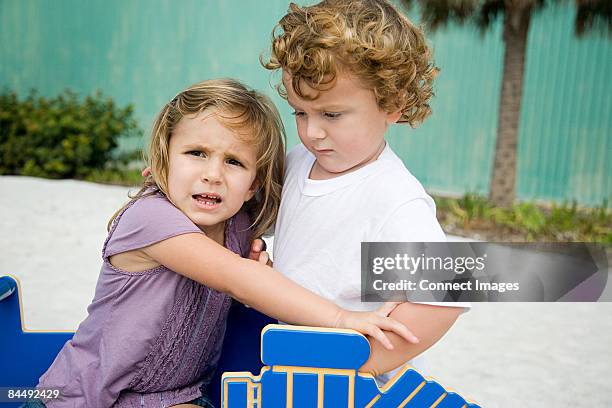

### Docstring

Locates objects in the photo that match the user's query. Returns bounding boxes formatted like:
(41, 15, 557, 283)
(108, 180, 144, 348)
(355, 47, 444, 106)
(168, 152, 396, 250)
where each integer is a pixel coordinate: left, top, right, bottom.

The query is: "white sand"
(1, 175, 611, 407)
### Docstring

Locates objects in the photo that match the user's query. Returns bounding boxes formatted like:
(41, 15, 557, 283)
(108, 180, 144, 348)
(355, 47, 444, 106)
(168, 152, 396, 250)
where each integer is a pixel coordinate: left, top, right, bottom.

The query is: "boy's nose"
(306, 120, 326, 140)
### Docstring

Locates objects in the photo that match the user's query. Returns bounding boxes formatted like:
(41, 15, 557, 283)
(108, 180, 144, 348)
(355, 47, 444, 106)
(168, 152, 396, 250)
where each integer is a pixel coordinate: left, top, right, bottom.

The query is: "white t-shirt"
(273, 143, 468, 381)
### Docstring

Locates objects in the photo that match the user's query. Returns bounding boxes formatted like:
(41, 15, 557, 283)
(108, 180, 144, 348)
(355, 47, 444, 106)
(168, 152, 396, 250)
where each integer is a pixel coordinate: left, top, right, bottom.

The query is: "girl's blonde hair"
(109, 78, 285, 238)
(262, 0, 437, 127)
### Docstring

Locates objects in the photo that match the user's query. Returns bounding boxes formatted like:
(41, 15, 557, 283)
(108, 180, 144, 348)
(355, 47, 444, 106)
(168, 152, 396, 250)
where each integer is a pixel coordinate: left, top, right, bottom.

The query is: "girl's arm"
(142, 232, 417, 349)
(359, 303, 463, 375)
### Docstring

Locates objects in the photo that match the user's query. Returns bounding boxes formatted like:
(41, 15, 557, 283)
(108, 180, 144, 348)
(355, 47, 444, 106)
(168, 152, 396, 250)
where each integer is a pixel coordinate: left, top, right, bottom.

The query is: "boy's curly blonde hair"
(262, 0, 437, 127)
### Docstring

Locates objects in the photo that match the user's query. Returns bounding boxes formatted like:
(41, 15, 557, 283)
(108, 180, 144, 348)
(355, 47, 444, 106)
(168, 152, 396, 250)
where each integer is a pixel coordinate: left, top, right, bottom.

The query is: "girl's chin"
(183, 209, 223, 230)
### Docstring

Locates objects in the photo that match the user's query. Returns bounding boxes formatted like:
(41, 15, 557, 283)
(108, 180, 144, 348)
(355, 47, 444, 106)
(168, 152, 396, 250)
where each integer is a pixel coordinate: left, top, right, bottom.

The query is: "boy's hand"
(242, 239, 270, 310)
(257, 251, 270, 265)
(249, 238, 271, 266)
(376, 301, 403, 317)
(334, 307, 419, 351)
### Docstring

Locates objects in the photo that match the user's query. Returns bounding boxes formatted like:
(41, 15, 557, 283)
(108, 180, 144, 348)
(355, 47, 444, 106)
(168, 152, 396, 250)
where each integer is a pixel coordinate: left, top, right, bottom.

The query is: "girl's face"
(167, 109, 259, 239)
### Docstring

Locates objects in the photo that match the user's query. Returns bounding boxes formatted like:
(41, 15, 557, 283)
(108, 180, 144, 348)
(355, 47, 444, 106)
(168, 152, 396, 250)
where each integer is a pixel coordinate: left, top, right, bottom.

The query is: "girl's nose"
(201, 162, 222, 184)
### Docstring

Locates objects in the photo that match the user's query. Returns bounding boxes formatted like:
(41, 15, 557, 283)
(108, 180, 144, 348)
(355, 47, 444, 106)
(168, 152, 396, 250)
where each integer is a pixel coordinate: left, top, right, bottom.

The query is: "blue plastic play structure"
(0, 276, 75, 395)
(221, 325, 480, 407)
(0, 275, 479, 407)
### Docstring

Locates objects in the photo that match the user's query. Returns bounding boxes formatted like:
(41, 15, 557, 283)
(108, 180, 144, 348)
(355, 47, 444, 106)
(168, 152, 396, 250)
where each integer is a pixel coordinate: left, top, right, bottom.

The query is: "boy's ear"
(386, 110, 403, 124)
(245, 179, 260, 202)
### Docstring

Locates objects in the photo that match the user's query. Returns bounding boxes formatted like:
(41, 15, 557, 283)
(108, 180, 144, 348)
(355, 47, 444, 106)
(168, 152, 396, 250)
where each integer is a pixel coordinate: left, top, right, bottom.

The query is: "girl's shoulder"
(103, 192, 202, 260)
(119, 192, 176, 222)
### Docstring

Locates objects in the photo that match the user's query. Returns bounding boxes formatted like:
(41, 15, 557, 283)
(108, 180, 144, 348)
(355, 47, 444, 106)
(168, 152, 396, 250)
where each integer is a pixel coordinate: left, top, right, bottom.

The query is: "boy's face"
(283, 71, 401, 179)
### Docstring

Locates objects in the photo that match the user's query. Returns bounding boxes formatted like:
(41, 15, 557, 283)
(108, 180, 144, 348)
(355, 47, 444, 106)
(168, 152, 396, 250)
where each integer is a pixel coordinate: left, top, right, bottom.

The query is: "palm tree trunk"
(489, 5, 532, 207)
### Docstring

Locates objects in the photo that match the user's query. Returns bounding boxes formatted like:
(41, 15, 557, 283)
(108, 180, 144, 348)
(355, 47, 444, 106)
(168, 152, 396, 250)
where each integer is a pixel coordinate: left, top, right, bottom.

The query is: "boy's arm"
(360, 198, 466, 374)
(359, 302, 464, 376)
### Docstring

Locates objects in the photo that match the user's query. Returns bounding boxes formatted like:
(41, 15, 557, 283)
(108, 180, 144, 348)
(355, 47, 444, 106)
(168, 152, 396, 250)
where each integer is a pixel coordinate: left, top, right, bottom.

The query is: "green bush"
(0, 89, 141, 179)
(435, 194, 611, 242)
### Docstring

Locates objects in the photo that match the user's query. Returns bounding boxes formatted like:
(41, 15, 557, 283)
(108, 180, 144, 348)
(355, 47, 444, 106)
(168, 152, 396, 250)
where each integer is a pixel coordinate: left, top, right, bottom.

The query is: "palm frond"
(398, 0, 416, 12)
(476, 0, 505, 31)
(399, 0, 479, 30)
(401, 0, 611, 37)
(574, 0, 612, 36)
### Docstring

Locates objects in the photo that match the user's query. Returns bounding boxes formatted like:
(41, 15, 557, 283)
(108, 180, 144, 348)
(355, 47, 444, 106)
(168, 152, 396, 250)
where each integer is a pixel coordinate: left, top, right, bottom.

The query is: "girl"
(31, 79, 415, 408)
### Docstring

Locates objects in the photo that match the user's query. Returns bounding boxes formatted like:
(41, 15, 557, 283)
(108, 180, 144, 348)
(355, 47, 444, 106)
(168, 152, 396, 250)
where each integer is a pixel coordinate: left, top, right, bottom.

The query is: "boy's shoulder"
(284, 144, 313, 179)
(373, 145, 431, 198)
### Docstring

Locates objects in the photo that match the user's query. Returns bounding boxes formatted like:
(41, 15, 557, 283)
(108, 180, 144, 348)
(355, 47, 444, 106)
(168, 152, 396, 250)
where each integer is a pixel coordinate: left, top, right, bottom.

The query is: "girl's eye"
(227, 158, 243, 167)
(187, 151, 206, 158)
(324, 112, 341, 119)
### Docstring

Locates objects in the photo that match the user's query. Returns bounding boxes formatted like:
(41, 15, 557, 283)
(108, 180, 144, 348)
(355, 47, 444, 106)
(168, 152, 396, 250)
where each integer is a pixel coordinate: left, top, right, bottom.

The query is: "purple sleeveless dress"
(37, 192, 252, 407)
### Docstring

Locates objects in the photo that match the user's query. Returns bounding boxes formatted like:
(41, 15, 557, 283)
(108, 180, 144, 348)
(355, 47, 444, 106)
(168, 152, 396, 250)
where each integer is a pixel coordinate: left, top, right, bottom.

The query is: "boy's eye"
(187, 150, 206, 158)
(291, 110, 306, 117)
(324, 112, 341, 119)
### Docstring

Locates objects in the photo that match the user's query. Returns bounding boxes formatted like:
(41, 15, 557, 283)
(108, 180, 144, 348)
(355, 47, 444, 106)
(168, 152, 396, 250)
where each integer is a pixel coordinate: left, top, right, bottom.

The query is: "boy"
(260, 0, 469, 382)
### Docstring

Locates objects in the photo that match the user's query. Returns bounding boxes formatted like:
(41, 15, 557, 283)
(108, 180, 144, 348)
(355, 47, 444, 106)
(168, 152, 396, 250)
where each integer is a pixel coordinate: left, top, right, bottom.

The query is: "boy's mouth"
(192, 193, 222, 208)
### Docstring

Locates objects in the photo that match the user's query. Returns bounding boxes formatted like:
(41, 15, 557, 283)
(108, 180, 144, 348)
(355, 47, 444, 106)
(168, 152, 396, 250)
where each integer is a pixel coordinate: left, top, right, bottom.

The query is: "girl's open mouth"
(192, 193, 222, 209)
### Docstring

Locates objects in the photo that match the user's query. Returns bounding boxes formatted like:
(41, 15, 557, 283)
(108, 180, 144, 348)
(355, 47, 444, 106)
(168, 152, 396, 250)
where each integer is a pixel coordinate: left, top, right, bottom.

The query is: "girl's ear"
(245, 179, 260, 202)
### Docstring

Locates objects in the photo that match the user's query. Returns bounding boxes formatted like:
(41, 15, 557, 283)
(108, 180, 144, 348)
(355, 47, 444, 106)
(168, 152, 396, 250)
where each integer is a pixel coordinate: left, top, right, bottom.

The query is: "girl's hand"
(334, 304, 419, 350)
(141, 167, 151, 177)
